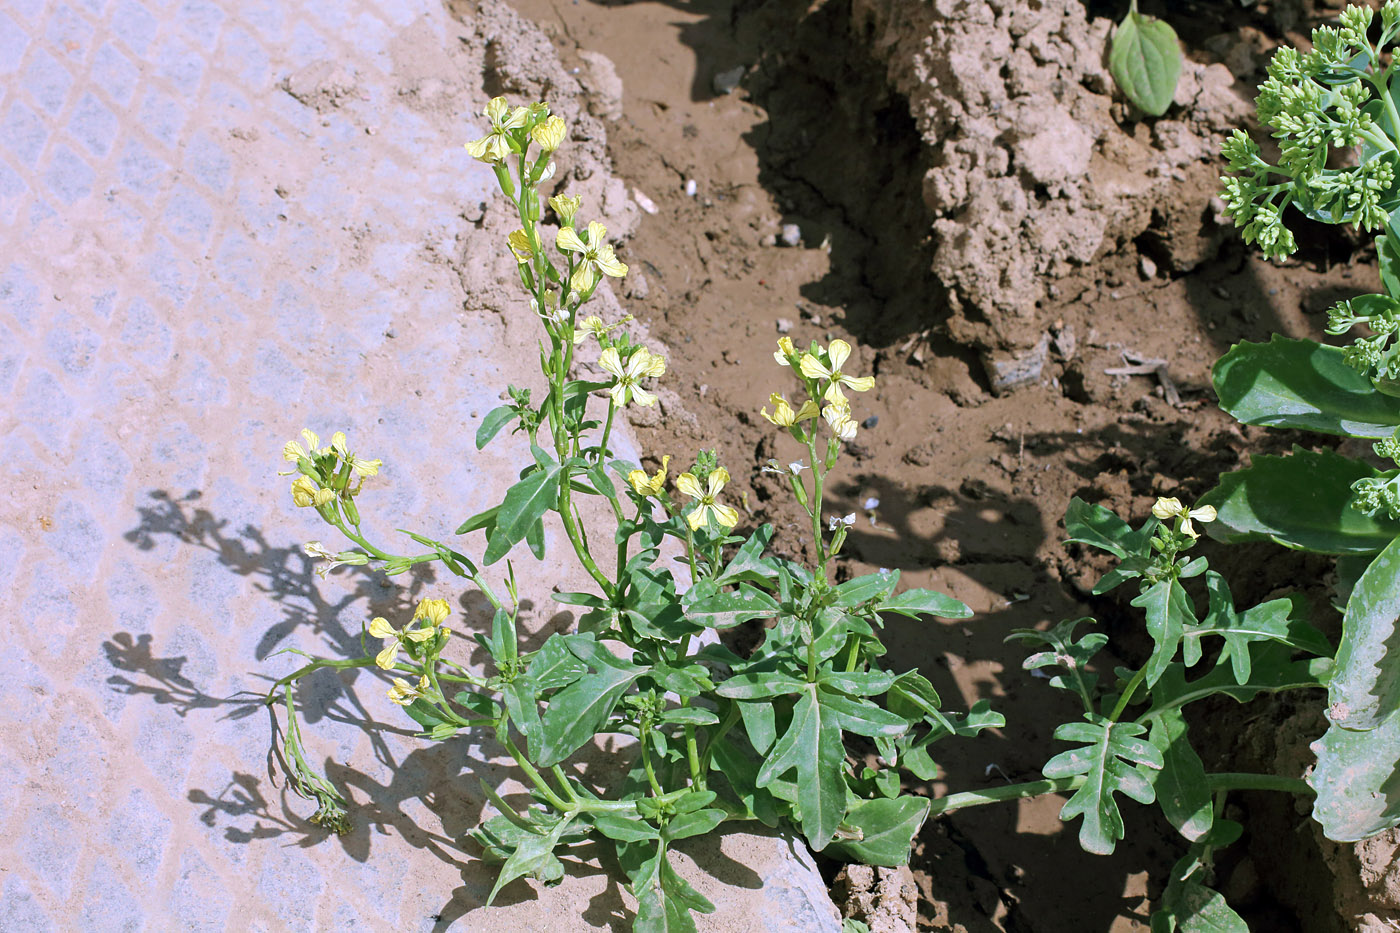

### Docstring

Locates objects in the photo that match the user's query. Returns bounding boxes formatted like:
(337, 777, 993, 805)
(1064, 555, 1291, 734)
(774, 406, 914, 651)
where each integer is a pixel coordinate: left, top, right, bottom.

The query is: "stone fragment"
(981, 334, 1050, 395)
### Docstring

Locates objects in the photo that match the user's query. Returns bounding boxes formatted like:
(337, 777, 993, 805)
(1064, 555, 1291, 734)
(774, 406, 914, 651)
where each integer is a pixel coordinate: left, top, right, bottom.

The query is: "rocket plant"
(260, 60, 1363, 928)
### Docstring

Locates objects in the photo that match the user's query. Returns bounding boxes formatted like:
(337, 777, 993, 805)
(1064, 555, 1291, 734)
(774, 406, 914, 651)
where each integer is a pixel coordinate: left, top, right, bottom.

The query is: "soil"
(485, 0, 1397, 928)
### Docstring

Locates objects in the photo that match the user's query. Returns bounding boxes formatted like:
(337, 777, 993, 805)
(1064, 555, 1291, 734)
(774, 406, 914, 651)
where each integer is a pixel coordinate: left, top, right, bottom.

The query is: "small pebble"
(684, 179, 697, 197)
(632, 188, 658, 214)
(1139, 255, 1157, 279)
(779, 223, 801, 247)
(861, 416, 878, 429)
(775, 317, 793, 333)
(712, 65, 745, 95)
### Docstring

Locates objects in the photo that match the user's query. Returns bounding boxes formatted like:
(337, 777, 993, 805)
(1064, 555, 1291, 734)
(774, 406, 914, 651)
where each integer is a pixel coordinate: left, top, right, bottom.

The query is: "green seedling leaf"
(1329, 535, 1400, 732)
(1109, 6, 1182, 117)
(757, 686, 847, 849)
(1151, 880, 1248, 933)
(1148, 709, 1212, 842)
(877, 587, 972, 620)
(1131, 580, 1193, 689)
(825, 795, 930, 867)
(1310, 706, 1400, 841)
(484, 464, 562, 565)
(1043, 715, 1163, 855)
(632, 843, 715, 933)
(833, 569, 900, 607)
(1213, 336, 1400, 439)
(476, 404, 519, 449)
(1198, 447, 1400, 554)
(683, 583, 780, 629)
(1008, 617, 1107, 701)
(1065, 497, 1154, 559)
(713, 524, 781, 586)
(592, 812, 660, 843)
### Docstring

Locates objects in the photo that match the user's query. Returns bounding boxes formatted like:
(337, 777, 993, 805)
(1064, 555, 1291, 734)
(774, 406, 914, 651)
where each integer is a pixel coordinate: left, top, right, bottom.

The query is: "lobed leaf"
(825, 796, 930, 867)
(483, 464, 562, 564)
(1310, 706, 1400, 841)
(1044, 715, 1163, 855)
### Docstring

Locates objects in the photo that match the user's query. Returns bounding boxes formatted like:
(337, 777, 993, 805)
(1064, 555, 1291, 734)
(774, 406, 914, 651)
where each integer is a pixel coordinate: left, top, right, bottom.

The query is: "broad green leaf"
(476, 404, 518, 449)
(485, 813, 574, 905)
(1152, 881, 1249, 933)
(503, 679, 543, 755)
(1148, 709, 1212, 842)
(455, 503, 500, 536)
(660, 707, 720, 727)
(631, 843, 715, 933)
(886, 671, 941, 721)
(484, 464, 562, 565)
(1198, 447, 1400, 554)
(591, 812, 660, 843)
(527, 633, 588, 691)
(1064, 497, 1153, 559)
(820, 669, 896, 696)
(817, 686, 909, 737)
(536, 648, 643, 766)
(526, 517, 545, 559)
(717, 670, 805, 700)
(739, 699, 777, 753)
(833, 569, 900, 608)
(1131, 580, 1193, 689)
(664, 807, 726, 841)
(757, 686, 846, 849)
(683, 584, 779, 629)
(1330, 536, 1400, 731)
(1381, 232, 1400, 299)
(1109, 8, 1182, 116)
(400, 697, 450, 731)
(713, 524, 780, 586)
(1044, 715, 1163, 855)
(1213, 336, 1400, 439)
(825, 795, 929, 867)
(1310, 706, 1400, 841)
(877, 587, 972, 620)
(1193, 574, 1331, 684)
(708, 737, 785, 826)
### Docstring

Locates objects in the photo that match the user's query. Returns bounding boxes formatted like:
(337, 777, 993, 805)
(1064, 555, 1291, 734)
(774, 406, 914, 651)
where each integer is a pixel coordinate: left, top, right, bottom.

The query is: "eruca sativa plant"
(264, 96, 992, 930)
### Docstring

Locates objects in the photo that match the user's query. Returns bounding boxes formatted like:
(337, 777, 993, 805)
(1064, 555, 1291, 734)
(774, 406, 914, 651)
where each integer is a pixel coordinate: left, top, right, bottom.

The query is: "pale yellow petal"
(1152, 497, 1183, 520)
(586, 221, 608, 246)
(502, 105, 530, 129)
(404, 627, 436, 643)
(794, 399, 820, 422)
(685, 504, 709, 531)
(283, 440, 307, 462)
(312, 487, 335, 507)
(368, 617, 396, 639)
(375, 641, 400, 670)
(464, 136, 493, 160)
(712, 503, 739, 529)
(485, 96, 508, 124)
(675, 472, 704, 500)
(291, 476, 317, 507)
(556, 226, 586, 254)
(352, 457, 382, 477)
(707, 468, 730, 498)
(331, 431, 348, 456)
(417, 598, 451, 625)
(840, 374, 875, 393)
(827, 339, 852, 372)
(598, 347, 625, 379)
(593, 244, 628, 278)
(640, 350, 666, 378)
(570, 262, 597, 294)
(301, 428, 320, 450)
(631, 385, 658, 407)
(799, 354, 830, 381)
(1188, 505, 1218, 523)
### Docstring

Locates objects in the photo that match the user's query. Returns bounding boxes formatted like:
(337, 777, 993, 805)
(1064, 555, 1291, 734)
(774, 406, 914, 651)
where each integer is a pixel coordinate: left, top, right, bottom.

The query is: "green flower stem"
(804, 431, 828, 575)
(502, 733, 573, 812)
(640, 725, 664, 796)
(597, 400, 616, 465)
(928, 772, 1313, 817)
(551, 765, 581, 804)
(684, 724, 702, 787)
(265, 655, 376, 703)
(1109, 666, 1149, 722)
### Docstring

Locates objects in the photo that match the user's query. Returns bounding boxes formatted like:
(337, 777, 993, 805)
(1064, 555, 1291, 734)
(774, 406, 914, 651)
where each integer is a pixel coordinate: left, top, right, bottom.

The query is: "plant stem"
(927, 771, 1313, 817)
(502, 733, 572, 811)
(1109, 666, 1148, 722)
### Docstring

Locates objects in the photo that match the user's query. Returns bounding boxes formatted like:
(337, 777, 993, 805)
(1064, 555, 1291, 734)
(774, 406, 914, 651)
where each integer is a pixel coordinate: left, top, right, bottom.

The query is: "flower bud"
(549, 194, 581, 226)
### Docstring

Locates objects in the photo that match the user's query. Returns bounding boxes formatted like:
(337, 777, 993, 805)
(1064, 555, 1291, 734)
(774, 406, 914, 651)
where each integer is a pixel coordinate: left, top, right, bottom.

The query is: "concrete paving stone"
(109, 0, 159, 55)
(43, 308, 102, 376)
(175, 0, 225, 50)
(8, 0, 47, 21)
(116, 138, 167, 199)
(50, 497, 105, 578)
(168, 848, 235, 932)
(79, 857, 145, 932)
(0, 875, 57, 932)
(3, 100, 50, 167)
(153, 33, 204, 93)
(22, 47, 74, 114)
(43, 141, 95, 203)
(163, 181, 215, 244)
(22, 804, 81, 899)
(90, 40, 140, 104)
(184, 129, 231, 191)
(0, 13, 32, 76)
(18, 367, 74, 447)
(44, 4, 94, 56)
(108, 786, 175, 878)
(66, 90, 119, 156)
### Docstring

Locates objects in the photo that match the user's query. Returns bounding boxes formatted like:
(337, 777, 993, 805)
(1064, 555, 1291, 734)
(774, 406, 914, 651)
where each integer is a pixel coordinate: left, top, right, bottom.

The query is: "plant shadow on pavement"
(109, 489, 676, 928)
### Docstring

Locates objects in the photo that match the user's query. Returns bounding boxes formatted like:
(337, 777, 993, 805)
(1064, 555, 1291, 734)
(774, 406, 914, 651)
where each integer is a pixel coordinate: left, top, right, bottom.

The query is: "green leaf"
(1330, 536, 1400, 731)
(1213, 336, 1400, 439)
(664, 807, 726, 841)
(484, 464, 562, 565)
(713, 524, 781, 586)
(1310, 706, 1400, 841)
(1148, 709, 1212, 842)
(401, 697, 450, 731)
(536, 644, 643, 766)
(1380, 233, 1400, 299)
(817, 685, 909, 738)
(527, 633, 588, 691)
(1064, 497, 1152, 559)
(757, 686, 847, 849)
(716, 670, 806, 700)
(1043, 715, 1163, 855)
(1149, 641, 1330, 715)
(592, 812, 660, 843)
(739, 700, 777, 753)
(877, 587, 972, 620)
(476, 404, 519, 449)
(1153, 880, 1249, 933)
(526, 517, 546, 559)
(833, 569, 900, 607)
(485, 813, 574, 905)
(1192, 574, 1331, 684)
(1198, 447, 1400, 554)
(503, 679, 543, 756)
(684, 584, 780, 629)
(1131, 580, 1193, 689)
(708, 737, 785, 826)
(660, 707, 720, 727)
(631, 843, 715, 933)
(886, 670, 941, 722)
(1109, 7, 1182, 116)
(825, 796, 929, 867)
(455, 503, 500, 537)
(819, 669, 896, 696)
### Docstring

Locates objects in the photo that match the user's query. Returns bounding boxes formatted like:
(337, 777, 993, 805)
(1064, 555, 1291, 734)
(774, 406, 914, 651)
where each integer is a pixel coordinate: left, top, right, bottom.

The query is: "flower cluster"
(626, 452, 740, 531)
(369, 598, 453, 706)
(281, 428, 381, 517)
(1151, 497, 1218, 539)
(767, 337, 874, 443)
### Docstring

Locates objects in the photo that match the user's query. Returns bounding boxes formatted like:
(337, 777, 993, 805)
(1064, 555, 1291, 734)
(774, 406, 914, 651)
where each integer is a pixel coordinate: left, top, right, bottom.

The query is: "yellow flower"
(599, 346, 665, 407)
(369, 617, 396, 639)
(350, 455, 382, 477)
(823, 401, 858, 442)
(628, 455, 670, 497)
(774, 336, 796, 367)
(549, 194, 581, 227)
(331, 432, 348, 456)
(374, 627, 401, 670)
(531, 115, 566, 152)
(387, 674, 430, 706)
(414, 598, 451, 627)
(760, 393, 820, 427)
(464, 96, 529, 164)
(799, 339, 876, 403)
(573, 315, 608, 345)
(507, 228, 535, 264)
(291, 475, 333, 508)
(675, 468, 739, 531)
(1152, 497, 1217, 538)
(557, 221, 628, 293)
